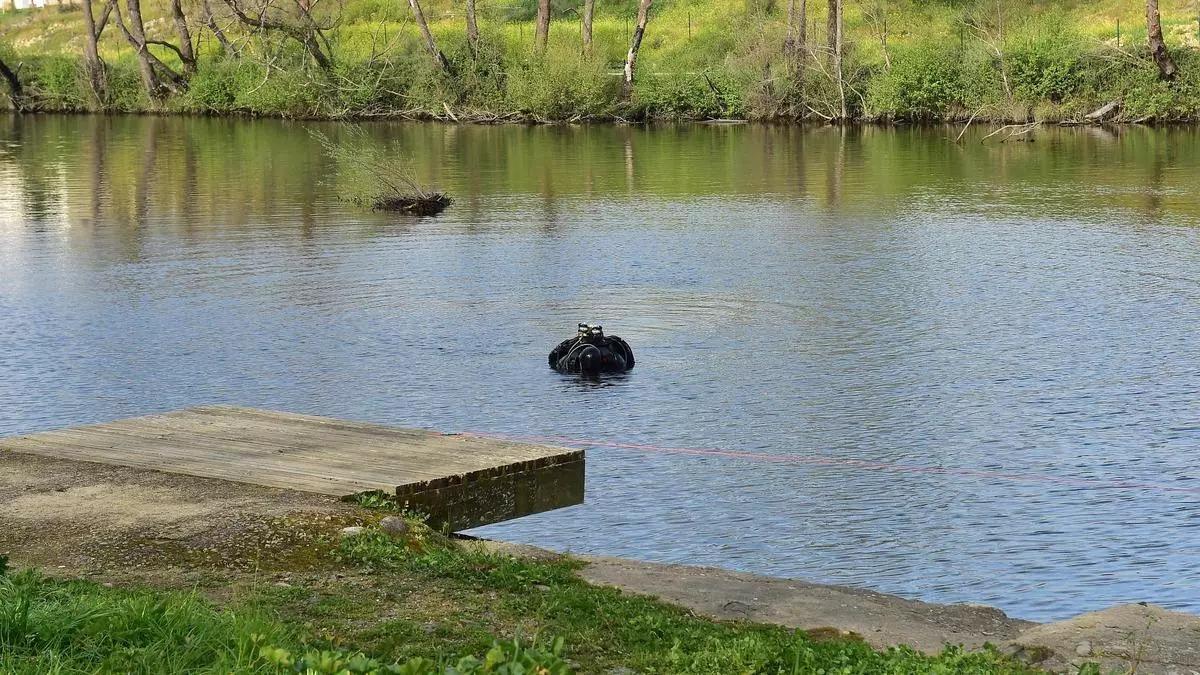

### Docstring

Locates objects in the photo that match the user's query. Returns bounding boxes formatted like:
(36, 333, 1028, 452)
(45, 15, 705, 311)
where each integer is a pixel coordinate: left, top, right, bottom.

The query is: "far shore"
(4, 107, 1197, 128)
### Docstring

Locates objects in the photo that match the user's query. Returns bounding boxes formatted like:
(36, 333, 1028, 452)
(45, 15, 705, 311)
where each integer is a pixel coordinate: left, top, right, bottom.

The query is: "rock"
(339, 526, 365, 539)
(534, 584, 551, 592)
(379, 516, 408, 538)
(605, 668, 637, 675)
(1008, 604, 1200, 675)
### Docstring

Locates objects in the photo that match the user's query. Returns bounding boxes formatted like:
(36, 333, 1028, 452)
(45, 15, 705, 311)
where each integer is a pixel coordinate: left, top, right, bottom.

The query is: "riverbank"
(3, 449, 1199, 673)
(3, 0, 1200, 123)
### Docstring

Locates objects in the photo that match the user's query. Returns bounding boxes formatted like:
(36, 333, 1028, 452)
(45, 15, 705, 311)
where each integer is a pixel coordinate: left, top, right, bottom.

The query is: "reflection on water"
(2, 115, 1200, 621)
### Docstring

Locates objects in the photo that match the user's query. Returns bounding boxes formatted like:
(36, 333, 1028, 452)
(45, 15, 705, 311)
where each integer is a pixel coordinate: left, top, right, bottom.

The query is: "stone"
(1075, 641, 1092, 657)
(379, 516, 408, 538)
(339, 526, 365, 539)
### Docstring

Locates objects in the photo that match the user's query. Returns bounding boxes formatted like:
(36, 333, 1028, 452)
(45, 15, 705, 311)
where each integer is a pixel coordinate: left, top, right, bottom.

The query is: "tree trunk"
(785, 0, 805, 55)
(831, 0, 845, 119)
(218, 0, 332, 69)
(826, 0, 836, 58)
(0, 54, 26, 112)
(1146, 0, 1177, 80)
(582, 0, 594, 55)
(170, 0, 197, 75)
(621, 0, 651, 100)
(80, 0, 110, 102)
(465, 0, 478, 53)
(200, 0, 234, 56)
(534, 0, 550, 53)
(111, 0, 188, 96)
(409, 0, 450, 70)
(118, 0, 166, 97)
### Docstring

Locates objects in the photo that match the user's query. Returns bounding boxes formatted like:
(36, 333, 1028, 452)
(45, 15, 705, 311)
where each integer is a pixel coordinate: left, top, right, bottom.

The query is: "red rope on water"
(467, 431, 1200, 496)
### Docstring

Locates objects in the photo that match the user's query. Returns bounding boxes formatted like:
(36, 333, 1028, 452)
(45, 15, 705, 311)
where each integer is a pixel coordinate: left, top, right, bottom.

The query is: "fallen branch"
(954, 106, 985, 143)
(981, 122, 1038, 143)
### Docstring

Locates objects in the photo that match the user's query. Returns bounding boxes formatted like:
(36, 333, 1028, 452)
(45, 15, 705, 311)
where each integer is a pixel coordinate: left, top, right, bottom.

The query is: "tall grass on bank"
(2, 0, 1200, 121)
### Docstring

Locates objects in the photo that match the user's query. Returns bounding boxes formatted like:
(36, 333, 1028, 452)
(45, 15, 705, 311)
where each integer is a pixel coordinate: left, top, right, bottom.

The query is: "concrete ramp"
(0, 405, 584, 531)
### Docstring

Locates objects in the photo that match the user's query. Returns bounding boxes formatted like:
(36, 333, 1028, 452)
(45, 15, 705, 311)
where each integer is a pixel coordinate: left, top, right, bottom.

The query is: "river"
(2, 115, 1198, 621)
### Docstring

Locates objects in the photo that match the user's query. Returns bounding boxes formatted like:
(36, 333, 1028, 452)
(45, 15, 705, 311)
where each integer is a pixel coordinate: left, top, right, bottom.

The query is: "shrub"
(102, 60, 150, 112)
(1007, 15, 1088, 103)
(634, 69, 739, 119)
(179, 59, 261, 112)
(23, 55, 88, 111)
(234, 67, 329, 117)
(868, 42, 966, 120)
(506, 47, 616, 119)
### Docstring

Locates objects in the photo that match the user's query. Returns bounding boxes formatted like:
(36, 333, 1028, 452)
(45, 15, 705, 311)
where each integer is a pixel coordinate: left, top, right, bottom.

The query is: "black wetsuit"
(549, 335, 635, 374)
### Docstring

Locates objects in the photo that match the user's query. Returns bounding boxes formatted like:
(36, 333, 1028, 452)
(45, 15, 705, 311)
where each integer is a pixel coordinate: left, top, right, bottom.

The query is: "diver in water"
(548, 324, 635, 375)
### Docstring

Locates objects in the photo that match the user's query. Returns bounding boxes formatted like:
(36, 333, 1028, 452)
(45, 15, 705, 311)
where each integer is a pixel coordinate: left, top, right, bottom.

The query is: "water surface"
(2, 115, 1199, 621)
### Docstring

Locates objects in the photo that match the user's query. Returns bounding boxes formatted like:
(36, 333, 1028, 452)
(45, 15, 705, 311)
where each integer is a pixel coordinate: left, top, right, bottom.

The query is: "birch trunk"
(621, 0, 651, 100)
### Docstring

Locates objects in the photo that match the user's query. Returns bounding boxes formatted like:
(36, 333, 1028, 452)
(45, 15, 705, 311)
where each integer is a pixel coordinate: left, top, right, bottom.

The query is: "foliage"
(4, 0, 1200, 120)
(312, 125, 446, 209)
(868, 41, 968, 120)
(1007, 15, 1088, 104)
(0, 568, 571, 674)
(21, 55, 89, 111)
(330, 523, 1048, 674)
(259, 638, 571, 674)
(506, 46, 617, 119)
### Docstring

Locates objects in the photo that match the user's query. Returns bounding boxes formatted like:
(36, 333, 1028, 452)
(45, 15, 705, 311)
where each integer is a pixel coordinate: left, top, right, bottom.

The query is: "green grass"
(2, 0, 1200, 120)
(0, 510, 1056, 673)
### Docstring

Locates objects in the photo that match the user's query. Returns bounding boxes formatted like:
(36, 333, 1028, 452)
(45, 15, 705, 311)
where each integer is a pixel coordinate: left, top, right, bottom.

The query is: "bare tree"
(80, 0, 114, 102)
(534, 0, 550, 53)
(0, 52, 26, 112)
(170, 0, 198, 75)
(621, 0, 651, 100)
(465, 0, 479, 53)
(406, 0, 449, 70)
(965, 0, 1012, 104)
(863, 0, 889, 69)
(830, 0, 845, 119)
(784, 0, 806, 56)
(582, 0, 594, 55)
(200, 0, 236, 55)
(218, 0, 334, 69)
(110, 0, 189, 97)
(1147, 0, 1177, 80)
(826, 0, 836, 58)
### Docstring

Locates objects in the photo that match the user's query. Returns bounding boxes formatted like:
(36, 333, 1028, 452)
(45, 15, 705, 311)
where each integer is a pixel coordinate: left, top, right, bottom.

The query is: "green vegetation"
(0, 511, 1056, 673)
(1, 0, 1200, 121)
(0, 567, 570, 673)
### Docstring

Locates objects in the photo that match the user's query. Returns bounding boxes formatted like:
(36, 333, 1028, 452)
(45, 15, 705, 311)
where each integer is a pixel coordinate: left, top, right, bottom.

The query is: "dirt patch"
(0, 450, 359, 576)
(6, 484, 223, 529)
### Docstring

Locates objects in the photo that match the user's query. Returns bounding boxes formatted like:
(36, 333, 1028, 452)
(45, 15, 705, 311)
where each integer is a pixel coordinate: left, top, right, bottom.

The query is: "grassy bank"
(0, 508, 1058, 675)
(2, 0, 1200, 122)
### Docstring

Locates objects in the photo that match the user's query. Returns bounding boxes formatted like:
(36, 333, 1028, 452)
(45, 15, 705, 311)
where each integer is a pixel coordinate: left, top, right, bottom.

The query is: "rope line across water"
(467, 431, 1200, 496)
